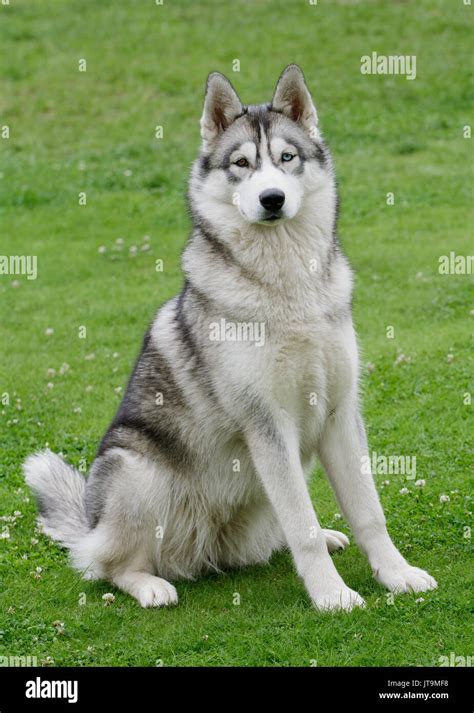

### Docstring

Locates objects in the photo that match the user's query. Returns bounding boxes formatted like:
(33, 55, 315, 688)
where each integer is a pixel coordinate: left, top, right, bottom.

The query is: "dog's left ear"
(271, 65, 318, 135)
(200, 72, 243, 144)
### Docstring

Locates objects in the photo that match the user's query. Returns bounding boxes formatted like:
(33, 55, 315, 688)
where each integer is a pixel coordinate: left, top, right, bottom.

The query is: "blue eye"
(281, 152, 295, 162)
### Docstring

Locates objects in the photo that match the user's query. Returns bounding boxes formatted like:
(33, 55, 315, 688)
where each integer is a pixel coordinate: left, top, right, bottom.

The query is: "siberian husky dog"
(24, 66, 437, 611)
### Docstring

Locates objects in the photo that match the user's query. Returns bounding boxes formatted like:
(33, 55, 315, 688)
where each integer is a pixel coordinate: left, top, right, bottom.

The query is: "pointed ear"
(271, 65, 318, 135)
(200, 72, 243, 144)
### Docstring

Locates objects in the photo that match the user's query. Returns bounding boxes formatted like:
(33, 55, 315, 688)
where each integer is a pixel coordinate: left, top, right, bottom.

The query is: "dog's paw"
(135, 576, 178, 608)
(374, 564, 437, 594)
(322, 528, 350, 553)
(312, 586, 365, 613)
(114, 572, 179, 608)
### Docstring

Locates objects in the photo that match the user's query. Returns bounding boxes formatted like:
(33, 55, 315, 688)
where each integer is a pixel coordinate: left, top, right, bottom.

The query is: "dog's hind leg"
(74, 447, 179, 608)
(321, 529, 350, 552)
(74, 521, 179, 608)
(111, 570, 178, 608)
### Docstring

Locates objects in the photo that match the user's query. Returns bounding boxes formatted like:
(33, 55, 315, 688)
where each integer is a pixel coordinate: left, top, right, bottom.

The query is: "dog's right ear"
(200, 72, 243, 144)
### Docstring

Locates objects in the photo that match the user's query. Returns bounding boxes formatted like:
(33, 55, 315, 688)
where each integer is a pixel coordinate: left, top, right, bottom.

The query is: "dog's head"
(192, 65, 331, 228)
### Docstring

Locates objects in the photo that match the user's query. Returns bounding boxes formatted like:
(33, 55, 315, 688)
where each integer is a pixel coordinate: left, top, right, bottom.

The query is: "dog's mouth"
(262, 212, 283, 223)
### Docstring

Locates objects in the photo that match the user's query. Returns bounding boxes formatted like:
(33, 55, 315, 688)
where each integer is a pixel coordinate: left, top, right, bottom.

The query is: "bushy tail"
(23, 449, 89, 549)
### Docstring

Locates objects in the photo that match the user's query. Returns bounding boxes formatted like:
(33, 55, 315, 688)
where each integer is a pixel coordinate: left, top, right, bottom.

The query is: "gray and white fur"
(24, 66, 437, 610)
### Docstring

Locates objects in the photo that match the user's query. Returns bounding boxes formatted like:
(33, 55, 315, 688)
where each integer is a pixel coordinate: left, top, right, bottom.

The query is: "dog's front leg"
(318, 401, 437, 595)
(245, 414, 365, 612)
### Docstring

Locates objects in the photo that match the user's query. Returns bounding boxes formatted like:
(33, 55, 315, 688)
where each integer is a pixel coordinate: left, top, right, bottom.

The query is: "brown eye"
(234, 157, 249, 168)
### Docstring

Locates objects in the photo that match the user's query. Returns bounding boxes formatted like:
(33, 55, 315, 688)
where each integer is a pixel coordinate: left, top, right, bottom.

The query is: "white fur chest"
(264, 311, 358, 458)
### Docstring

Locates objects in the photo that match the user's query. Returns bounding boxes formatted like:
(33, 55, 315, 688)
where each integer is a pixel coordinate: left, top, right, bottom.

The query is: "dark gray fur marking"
(97, 329, 194, 469)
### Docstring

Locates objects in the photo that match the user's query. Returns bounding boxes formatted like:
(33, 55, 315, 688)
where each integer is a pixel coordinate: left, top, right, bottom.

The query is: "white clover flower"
(399, 487, 409, 495)
(415, 597, 425, 604)
(52, 621, 65, 635)
(439, 494, 450, 503)
(415, 479, 426, 488)
(44, 328, 54, 336)
(333, 513, 342, 520)
(98, 246, 106, 254)
(102, 593, 115, 605)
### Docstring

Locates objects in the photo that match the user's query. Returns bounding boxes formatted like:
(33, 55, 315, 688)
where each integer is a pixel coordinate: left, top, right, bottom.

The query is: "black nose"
(259, 188, 285, 212)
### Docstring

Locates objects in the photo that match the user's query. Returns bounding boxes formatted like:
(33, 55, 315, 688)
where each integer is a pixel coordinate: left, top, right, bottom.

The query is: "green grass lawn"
(0, 0, 472, 667)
